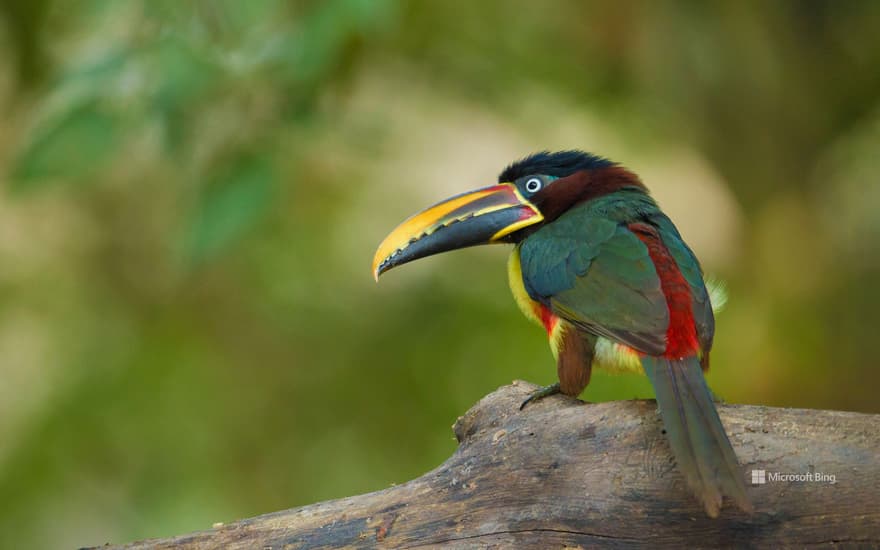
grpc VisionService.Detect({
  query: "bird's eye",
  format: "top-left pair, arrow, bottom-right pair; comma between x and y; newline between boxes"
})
524,177 -> 542,193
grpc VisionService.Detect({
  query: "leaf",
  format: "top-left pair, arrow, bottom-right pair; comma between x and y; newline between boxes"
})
272,0 -> 396,87
146,35 -> 219,152
184,154 -> 275,264
58,48 -> 128,88
150,35 -> 218,112
11,102 -> 119,189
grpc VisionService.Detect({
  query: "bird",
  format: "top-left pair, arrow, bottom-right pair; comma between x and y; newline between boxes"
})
371,150 -> 752,518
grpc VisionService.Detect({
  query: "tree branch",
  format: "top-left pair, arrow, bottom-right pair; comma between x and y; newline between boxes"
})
98,381 -> 880,549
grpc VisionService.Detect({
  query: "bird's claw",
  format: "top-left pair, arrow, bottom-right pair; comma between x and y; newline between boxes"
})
519,383 -> 561,410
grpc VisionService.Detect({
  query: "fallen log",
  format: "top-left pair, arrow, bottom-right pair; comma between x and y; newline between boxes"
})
100,381 -> 880,549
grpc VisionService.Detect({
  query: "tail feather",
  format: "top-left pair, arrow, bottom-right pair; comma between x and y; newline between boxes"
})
642,356 -> 752,517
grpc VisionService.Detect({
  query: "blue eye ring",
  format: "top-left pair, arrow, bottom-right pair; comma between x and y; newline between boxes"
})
525,177 -> 542,193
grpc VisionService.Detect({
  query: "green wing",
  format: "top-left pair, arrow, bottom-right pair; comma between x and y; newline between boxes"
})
519,203 -> 669,355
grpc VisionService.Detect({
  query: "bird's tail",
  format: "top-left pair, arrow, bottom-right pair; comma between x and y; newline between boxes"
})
641,355 -> 753,517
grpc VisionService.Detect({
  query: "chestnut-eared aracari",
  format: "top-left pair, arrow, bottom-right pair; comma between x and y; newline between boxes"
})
371,150 -> 752,517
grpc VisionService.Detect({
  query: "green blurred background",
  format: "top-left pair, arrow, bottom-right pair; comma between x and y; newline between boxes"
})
1,1 -> 879,547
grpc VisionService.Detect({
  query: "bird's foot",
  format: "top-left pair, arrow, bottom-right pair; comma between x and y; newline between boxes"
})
519,383 -> 561,410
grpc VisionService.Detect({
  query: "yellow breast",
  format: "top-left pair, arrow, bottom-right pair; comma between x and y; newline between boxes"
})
507,247 -> 543,327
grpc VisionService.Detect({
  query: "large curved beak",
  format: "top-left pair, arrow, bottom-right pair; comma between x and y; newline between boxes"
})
372,183 -> 543,280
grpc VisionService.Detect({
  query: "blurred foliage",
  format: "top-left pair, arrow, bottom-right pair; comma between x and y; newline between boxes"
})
0,1 -> 879,547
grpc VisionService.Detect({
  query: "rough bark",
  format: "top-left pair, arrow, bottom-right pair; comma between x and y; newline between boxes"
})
97,381 -> 880,549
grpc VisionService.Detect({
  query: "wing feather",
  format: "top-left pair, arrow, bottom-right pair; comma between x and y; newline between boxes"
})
519,204 -> 669,355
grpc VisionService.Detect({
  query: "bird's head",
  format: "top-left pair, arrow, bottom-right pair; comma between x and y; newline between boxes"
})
372,150 -> 646,280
